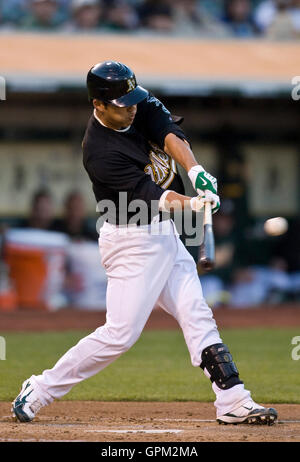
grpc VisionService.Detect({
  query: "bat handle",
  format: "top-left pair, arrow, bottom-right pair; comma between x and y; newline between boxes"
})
199,194 -> 215,271
203,199 -> 212,226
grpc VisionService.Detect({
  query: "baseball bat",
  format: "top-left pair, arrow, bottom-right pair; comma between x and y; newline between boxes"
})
198,199 -> 215,272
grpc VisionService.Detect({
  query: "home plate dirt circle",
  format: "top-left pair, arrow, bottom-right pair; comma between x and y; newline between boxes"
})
1,402 -> 300,442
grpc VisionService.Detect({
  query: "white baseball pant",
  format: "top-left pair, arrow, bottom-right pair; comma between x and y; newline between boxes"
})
32,219 -> 251,416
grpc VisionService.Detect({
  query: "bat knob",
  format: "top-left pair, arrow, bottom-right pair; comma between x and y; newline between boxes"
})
199,257 -> 215,272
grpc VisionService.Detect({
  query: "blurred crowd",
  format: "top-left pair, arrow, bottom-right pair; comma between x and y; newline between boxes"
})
18,188 -> 98,241
0,0 -> 299,40
198,145 -> 300,308
0,189 -> 106,312
200,200 -> 300,308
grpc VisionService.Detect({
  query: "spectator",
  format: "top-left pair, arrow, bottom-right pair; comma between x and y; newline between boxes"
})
64,0 -> 103,31
226,216 -> 294,307
201,0 -> 225,18
265,0 -> 300,39
0,0 -> 27,25
50,191 -> 105,309
217,134 -> 250,231
274,217 -> 300,273
103,0 -> 139,31
171,0 -> 228,37
21,0 -> 65,30
137,0 -> 174,33
19,188 -> 55,230
291,0 -> 300,31
254,0 -> 295,32
52,190 -> 97,241
0,6 -> 3,28
200,200 -> 297,308
222,0 -> 258,37
229,263 -> 291,307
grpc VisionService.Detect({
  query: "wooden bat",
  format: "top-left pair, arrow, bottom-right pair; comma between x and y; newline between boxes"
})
198,199 -> 215,272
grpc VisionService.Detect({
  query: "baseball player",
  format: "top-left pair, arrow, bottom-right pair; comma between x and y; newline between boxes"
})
12,61 -> 277,426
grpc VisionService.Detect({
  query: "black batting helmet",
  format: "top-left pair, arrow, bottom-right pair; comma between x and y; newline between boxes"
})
86,61 -> 148,107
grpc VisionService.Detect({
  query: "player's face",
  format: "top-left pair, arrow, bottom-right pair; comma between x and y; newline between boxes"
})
94,100 -> 137,130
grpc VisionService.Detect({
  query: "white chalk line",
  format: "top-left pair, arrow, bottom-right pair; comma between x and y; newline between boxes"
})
0,438 -> 88,442
156,418 -> 215,423
278,420 -> 300,424
155,418 -> 300,424
85,429 -> 183,434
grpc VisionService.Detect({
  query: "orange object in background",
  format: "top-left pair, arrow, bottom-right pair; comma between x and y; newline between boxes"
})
4,229 -> 69,311
5,245 -> 48,310
0,261 -> 18,312
0,289 -> 18,312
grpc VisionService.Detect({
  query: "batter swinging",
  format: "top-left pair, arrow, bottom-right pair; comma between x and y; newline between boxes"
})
12,61 -> 277,426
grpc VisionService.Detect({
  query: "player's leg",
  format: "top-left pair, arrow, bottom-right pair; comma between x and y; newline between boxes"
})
157,236 -> 277,425
12,223 -> 178,422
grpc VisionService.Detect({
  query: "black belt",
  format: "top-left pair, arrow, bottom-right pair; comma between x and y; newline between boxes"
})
106,212 -> 169,226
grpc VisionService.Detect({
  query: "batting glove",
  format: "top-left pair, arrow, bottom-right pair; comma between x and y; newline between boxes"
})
188,165 -> 218,195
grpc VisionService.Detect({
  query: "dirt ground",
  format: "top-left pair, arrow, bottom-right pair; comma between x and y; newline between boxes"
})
1,402 -> 300,442
1,304 -> 300,442
1,303 -> 300,332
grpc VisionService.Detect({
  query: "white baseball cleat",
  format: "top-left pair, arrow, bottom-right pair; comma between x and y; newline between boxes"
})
217,400 -> 278,425
11,378 -> 45,422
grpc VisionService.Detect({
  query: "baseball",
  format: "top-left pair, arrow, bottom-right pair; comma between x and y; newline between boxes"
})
264,217 -> 288,236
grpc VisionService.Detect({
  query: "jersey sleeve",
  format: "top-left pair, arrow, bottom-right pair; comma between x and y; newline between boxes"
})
86,153 -> 165,207
139,93 -> 189,150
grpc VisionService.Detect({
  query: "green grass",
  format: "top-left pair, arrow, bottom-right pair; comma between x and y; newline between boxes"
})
0,328 -> 299,403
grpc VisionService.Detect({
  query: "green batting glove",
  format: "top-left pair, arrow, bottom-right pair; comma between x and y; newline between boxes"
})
188,165 -> 218,195
212,201 -> 220,214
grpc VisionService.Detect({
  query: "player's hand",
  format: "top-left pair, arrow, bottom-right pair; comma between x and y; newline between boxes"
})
190,191 -> 220,214
188,165 -> 218,195
203,190 -> 220,214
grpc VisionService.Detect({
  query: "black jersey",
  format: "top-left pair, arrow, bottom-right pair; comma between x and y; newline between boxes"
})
82,93 -> 188,225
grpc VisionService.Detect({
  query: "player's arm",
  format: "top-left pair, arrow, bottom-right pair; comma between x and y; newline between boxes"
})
86,152 -> 218,214
159,190 -> 220,214
164,133 -> 218,196
163,132 -> 197,172
140,94 -> 218,199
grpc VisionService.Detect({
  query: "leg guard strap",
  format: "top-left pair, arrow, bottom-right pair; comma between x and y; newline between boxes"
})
200,343 -> 243,390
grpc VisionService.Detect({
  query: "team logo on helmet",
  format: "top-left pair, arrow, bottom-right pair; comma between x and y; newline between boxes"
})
127,78 -> 136,93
